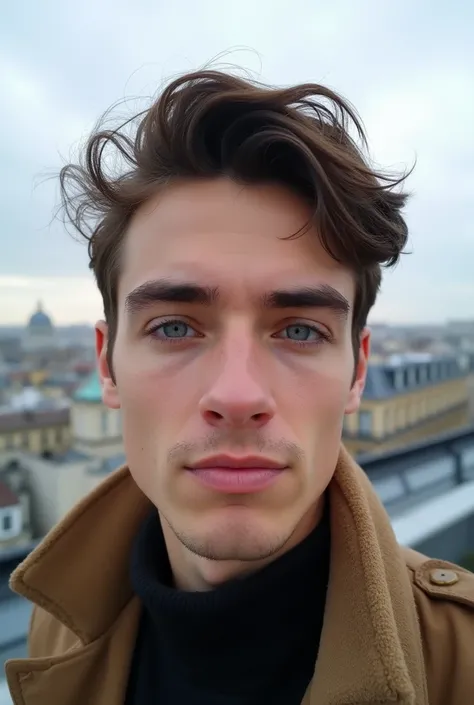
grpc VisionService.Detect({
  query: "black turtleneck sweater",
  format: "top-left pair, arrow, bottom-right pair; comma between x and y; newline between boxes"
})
125,505 -> 330,705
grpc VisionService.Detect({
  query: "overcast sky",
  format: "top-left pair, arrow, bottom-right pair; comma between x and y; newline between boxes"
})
1,0 -> 473,326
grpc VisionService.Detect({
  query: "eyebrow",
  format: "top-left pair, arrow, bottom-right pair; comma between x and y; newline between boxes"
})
125,280 -> 219,314
125,279 -> 349,318
263,285 -> 350,317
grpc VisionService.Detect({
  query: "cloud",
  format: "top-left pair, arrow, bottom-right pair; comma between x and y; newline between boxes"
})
1,0 -> 473,323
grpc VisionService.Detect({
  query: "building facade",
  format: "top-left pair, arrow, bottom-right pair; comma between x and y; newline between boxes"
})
0,404 -> 71,456
344,353 -> 474,457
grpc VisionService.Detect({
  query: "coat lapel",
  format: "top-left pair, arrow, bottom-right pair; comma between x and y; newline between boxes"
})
6,597 -> 141,705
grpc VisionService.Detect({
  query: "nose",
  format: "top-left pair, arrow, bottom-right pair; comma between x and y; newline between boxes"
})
198,338 -> 276,430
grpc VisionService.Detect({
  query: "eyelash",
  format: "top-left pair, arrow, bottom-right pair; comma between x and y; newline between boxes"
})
146,319 -> 331,348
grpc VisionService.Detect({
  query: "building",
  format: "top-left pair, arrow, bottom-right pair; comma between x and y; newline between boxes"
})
23,301 -> 55,352
0,370 -> 123,536
344,353 -> 474,457
0,387 -> 71,457
0,461 -> 32,553
0,393 -> 71,456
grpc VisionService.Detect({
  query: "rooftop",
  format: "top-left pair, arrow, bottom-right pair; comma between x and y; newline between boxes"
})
0,407 -> 70,433
364,353 -> 474,401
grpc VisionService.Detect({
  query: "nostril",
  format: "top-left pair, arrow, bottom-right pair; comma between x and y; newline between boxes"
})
200,404 -> 274,427
250,412 -> 272,427
207,410 -> 224,422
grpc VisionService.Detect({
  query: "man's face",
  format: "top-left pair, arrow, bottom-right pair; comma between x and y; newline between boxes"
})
97,179 -> 368,569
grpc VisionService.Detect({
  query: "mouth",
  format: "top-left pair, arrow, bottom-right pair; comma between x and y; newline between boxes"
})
185,455 -> 287,494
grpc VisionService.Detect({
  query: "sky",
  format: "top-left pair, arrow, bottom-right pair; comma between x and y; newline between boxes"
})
1,0 -> 473,326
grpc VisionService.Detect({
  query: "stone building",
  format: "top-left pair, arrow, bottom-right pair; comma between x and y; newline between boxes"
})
344,353 -> 474,457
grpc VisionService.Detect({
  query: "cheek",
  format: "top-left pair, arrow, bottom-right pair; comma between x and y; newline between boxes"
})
278,365 -> 352,451
114,344 -> 200,429
299,378 -> 348,424
281,354 -> 353,413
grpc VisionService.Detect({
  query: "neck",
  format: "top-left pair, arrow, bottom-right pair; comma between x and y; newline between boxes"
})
160,500 -> 323,591
128,502 -> 331,703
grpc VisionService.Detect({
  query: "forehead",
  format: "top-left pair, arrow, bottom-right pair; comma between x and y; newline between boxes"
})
119,179 -> 355,304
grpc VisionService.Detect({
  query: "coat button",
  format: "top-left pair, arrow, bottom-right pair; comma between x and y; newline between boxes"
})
429,569 -> 459,586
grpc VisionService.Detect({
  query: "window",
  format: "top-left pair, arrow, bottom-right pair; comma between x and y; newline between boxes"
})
2,514 -> 12,532
358,410 -> 372,437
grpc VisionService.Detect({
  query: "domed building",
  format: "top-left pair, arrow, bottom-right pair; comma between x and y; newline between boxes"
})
24,301 -> 55,351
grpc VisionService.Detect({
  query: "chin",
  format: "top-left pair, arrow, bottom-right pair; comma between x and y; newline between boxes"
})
177,509 -> 292,563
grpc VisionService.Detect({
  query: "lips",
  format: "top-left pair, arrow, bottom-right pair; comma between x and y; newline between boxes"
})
186,455 -> 286,494
190,455 -> 286,470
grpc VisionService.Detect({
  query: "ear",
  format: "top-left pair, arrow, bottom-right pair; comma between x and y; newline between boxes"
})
345,327 -> 370,415
95,320 -> 120,410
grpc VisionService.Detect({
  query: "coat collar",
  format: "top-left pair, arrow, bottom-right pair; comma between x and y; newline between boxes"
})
8,447 -> 428,705
9,464 -> 150,644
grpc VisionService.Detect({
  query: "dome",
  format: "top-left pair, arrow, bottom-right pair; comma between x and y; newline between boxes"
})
27,301 -> 53,331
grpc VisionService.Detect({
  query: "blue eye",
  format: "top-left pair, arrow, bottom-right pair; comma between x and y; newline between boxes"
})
284,324 -> 315,341
282,324 -> 322,342
151,320 -> 197,340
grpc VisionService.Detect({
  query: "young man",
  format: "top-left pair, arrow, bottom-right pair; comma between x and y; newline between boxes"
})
5,70 -> 474,704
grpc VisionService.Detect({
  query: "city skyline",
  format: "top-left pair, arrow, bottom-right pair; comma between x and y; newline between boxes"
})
1,0 -> 473,325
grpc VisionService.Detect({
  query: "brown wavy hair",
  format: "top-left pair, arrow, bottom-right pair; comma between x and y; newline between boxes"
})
59,69 -> 410,371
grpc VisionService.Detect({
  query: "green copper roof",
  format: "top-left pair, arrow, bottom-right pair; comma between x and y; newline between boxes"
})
73,369 -> 102,402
